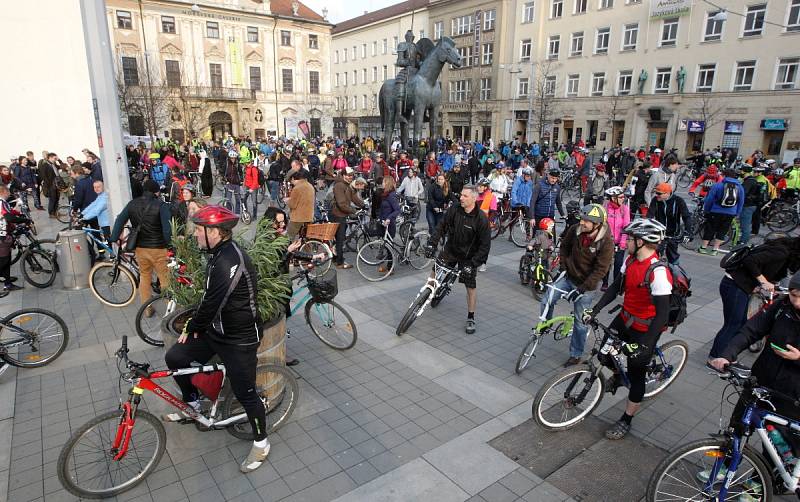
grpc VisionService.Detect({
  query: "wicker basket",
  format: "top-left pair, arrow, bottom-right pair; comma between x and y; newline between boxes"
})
308,268 -> 338,302
305,222 -> 339,241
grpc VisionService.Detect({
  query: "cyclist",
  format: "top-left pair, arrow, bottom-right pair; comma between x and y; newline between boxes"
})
147,153 -> 169,191
648,183 -> 691,264
688,164 -> 721,199
164,205 -> 271,473
585,218 -> 671,439
511,167 -> 534,220
698,167 -> 744,256
603,186 -> 630,288
426,185 -> 491,334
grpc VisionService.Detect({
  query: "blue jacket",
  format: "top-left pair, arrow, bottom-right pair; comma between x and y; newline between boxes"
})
72,175 -> 98,211
532,179 -> 562,219
440,153 -> 455,172
81,191 -> 110,228
511,176 -> 533,208
149,162 -> 169,186
531,144 -> 541,157
379,191 -> 401,235
704,177 -> 745,216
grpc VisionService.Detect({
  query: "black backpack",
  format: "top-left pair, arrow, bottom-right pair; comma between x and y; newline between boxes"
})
720,181 -> 739,208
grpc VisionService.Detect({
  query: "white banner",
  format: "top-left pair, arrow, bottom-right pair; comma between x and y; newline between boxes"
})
650,0 -> 691,18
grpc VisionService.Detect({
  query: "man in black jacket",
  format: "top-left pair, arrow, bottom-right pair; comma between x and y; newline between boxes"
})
427,185 -> 491,334
648,182 -> 691,264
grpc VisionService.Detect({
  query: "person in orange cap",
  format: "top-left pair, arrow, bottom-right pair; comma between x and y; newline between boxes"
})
648,182 -> 691,264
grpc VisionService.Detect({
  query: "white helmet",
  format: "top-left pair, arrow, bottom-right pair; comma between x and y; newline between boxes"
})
605,186 -> 625,197
623,218 -> 666,244
654,148 -> 662,154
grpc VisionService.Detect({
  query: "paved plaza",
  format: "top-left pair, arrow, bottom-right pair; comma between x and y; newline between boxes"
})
0,203 -> 787,502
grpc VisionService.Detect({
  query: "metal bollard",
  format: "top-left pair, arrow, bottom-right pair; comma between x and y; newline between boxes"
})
57,230 -> 91,290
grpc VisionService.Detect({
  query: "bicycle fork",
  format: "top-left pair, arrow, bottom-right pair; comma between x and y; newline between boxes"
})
112,394 -> 141,460
412,279 -> 439,318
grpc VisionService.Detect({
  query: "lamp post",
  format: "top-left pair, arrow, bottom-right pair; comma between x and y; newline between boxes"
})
502,65 -> 522,141
526,61 -> 535,143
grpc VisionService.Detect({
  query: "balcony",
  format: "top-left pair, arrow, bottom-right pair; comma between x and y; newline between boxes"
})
177,86 -> 256,101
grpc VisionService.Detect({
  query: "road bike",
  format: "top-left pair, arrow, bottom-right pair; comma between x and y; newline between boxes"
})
396,257 -> 463,336
646,363 -> 800,501
57,335 -> 298,499
489,206 -> 531,247
515,281 -> 575,374
531,313 -> 688,430
220,185 -> 251,224
0,308 -> 68,377
7,223 -> 57,288
356,222 -> 431,282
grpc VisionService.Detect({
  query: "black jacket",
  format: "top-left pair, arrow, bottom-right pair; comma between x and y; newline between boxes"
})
186,239 -> 260,346
427,183 -> 448,211
110,192 -> 171,248
728,240 -> 800,293
742,176 -> 765,207
431,204 -> 491,267
648,195 -> 691,237
72,175 -> 97,211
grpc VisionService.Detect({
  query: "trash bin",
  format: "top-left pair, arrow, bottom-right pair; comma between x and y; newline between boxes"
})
57,230 -> 91,290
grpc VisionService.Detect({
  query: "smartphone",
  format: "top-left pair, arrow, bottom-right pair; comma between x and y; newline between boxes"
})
770,342 -> 788,353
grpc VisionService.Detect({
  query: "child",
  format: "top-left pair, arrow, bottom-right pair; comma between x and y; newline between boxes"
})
520,218 -> 555,285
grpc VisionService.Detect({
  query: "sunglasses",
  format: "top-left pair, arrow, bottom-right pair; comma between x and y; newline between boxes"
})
654,191 -> 666,196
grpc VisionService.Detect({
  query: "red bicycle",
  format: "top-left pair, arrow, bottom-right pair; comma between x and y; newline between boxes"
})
57,336 -> 299,499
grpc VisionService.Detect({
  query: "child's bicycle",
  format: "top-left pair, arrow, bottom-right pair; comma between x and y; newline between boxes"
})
518,243 -> 556,300
515,281 -> 574,374
57,335 -> 299,499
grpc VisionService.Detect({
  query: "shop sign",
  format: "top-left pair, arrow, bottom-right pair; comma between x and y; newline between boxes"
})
650,0 -> 691,19
724,121 -> 744,134
760,118 -> 787,130
687,120 -> 705,133
678,119 -> 687,131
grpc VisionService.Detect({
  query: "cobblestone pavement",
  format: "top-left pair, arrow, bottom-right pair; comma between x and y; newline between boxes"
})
0,196 -> 790,502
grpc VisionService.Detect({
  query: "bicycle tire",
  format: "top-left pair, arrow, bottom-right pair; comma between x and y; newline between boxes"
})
0,309 -> 68,367
645,439 -> 772,502
642,340 -> 689,399
298,240 -> 332,278
304,300 -> 357,350
509,218 -> 530,247
89,262 -> 138,307
532,364 -> 604,430
241,209 -> 252,225
356,240 -> 394,282
134,296 -> 171,347
399,221 -> 414,242
344,225 -> 367,253
256,185 -> 266,205
21,249 -> 57,288
680,224 -> 703,251
221,364 -> 300,439
58,409 -> 166,499
407,231 -> 432,270
56,205 -> 72,224
489,213 -> 503,239
396,288 -> 431,336
519,256 -> 532,285
515,333 -> 542,374
766,209 -> 798,232
430,282 -> 450,308
676,171 -> 693,189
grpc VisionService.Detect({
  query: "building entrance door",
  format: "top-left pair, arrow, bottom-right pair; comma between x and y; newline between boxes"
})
563,120 -> 574,143
209,111 -> 233,141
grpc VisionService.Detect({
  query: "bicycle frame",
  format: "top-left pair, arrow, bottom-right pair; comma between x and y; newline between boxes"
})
410,260 -> 460,316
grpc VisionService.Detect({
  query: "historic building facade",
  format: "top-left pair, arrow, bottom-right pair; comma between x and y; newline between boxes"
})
107,0 -> 333,142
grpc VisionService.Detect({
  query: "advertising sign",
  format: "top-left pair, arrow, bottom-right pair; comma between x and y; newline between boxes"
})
724,121 -> 744,134
687,120 -> 705,133
760,118 -> 787,130
650,0 -> 691,18
229,40 -> 244,86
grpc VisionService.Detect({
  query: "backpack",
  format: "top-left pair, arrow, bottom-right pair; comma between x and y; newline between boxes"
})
720,244 -> 752,271
720,181 -> 739,208
634,169 -> 651,200
257,167 -> 266,186
640,259 -> 692,332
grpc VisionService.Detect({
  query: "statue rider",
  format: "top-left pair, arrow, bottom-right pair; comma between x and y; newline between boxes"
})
395,30 -> 419,125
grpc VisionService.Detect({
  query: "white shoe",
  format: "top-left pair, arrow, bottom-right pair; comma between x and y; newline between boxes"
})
479,264 -> 487,272
240,439 -> 271,473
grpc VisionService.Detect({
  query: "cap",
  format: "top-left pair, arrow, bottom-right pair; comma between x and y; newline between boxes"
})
655,182 -> 673,194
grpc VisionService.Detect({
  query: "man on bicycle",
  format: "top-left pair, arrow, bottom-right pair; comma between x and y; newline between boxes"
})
164,205 -> 270,473
585,219 -> 672,439
426,185 -> 491,334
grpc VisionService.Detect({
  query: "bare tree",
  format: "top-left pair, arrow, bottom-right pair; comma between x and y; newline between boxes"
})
530,60 -> 561,143
116,57 -> 172,143
462,65 -> 492,142
691,93 -> 727,150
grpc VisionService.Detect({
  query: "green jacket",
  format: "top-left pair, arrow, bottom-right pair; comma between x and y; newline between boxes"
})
786,168 -> 800,190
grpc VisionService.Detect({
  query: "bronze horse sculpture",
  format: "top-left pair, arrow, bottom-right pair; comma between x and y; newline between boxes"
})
379,37 -> 461,157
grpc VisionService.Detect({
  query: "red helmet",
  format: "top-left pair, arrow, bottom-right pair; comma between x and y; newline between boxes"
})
706,165 -> 718,176
191,205 -> 239,230
538,217 -> 555,231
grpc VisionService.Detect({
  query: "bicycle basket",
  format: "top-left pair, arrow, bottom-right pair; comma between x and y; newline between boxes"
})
308,268 -> 338,302
306,222 -> 339,241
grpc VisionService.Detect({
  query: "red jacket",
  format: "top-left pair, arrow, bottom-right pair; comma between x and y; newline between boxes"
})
331,157 -> 348,171
358,158 -> 372,176
244,164 -> 261,190
689,173 -> 721,197
425,160 -> 441,178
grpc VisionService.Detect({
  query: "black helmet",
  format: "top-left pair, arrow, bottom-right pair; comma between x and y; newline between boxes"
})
566,200 -> 581,213
548,168 -> 561,177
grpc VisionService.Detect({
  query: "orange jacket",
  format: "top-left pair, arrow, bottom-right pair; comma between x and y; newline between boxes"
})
244,165 -> 261,190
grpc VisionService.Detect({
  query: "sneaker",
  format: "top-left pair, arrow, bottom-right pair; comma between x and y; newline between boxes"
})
605,420 -> 631,440
696,465 -> 727,483
240,440 -> 271,473
286,357 -> 300,367
709,249 -> 719,256
336,263 -> 353,270
479,264 -> 487,272
4,284 -> 23,292
698,247 -> 711,255
163,401 -> 201,422
563,356 -> 582,367
465,319 -> 476,334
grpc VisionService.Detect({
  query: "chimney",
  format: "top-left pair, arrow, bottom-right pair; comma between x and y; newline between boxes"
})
262,0 -> 271,14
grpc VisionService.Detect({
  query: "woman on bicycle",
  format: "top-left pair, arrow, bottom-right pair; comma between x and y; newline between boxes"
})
603,186 -> 630,289
586,218 -> 672,440
378,177 -> 401,274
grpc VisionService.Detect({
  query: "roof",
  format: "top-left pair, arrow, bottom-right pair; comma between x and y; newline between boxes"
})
255,0 -> 326,22
332,0 -> 429,34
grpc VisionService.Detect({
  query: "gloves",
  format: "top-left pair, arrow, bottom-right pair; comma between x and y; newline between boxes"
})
581,308 -> 595,324
564,289 -> 583,303
424,245 -> 436,259
622,342 -> 643,358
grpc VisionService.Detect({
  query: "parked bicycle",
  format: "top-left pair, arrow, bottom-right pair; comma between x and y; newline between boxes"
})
396,257 -> 463,335
89,243 -> 159,308
8,223 -> 57,288
765,196 -> 799,233
489,206 -> 531,247
356,222 -> 431,281
0,308 -> 69,377
134,251 -> 192,347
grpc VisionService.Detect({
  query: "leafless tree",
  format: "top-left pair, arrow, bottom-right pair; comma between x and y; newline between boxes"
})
530,60 -> 561,143
691,94 -> 727,150
116,57 -> 172,143
463,65 -> 493,142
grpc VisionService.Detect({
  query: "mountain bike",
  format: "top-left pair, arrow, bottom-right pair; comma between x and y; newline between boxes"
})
515,281 -> 575,374
134,251 -> 193,347
531,313 -> 688,430
765,197 -> 799,233
356,223 -> 431,281
8,223 -> 57,288
0,308 -> 69,377
646,363 -> 799,501
220,185 -> 251,224
675,164 -> 695,189
396,257 -> 463,336
489,206 -> 531,247
57,335 -> 298,499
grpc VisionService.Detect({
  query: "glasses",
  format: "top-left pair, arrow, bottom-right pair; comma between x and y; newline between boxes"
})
654,191 -> 665,196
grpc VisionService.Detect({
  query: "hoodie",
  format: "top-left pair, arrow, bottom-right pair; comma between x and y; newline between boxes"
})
704,177 -> 745,216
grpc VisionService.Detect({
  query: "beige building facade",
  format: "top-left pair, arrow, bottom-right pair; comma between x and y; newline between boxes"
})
108,0 -> 333,142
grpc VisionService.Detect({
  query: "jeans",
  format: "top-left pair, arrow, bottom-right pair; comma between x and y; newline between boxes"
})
426,207 -> 443,234
21,189 -> 41,210
225,184 -> 242,214
708,276 -> 750,359
242,189 -> 258,218
539,273 -> 595,358
268,181 -> 280,206
740,205 -> 757,244
333,215 -> 347,264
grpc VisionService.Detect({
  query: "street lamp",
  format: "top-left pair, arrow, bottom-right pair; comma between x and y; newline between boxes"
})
503,65 -> 522,140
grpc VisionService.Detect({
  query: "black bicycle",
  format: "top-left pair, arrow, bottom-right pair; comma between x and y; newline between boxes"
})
0,308 -> 69,376
8,224 -> 57,288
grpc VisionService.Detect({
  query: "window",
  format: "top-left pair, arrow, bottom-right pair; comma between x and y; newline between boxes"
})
545,75 -> 557,96
622,23 -> 638,50
362,95 -> 367,110
457,46 -> 472,67
419,29 -> 425,39
480,77 -> 492,100
733,60 -> 756,90
362,68 -> 367,84
518,77 -> 529,97
567,74 -> 580,96
484,9 -> 496,30
704,11 -> 724,41
452,15 -> 473,35
570,32 -> 584,56
372,41 -> 377,55
449,80 -> 470,102
595,27 -> 610,54
209,63 -> 222,88
696,63 -> 715,92
165,60 -> 181,87
206,22 -> 219,38
743,4 -> 766,36
309,34 -> 319,49
343,48 -> 348,62
352,96 -> 357,109
654,67 -> 671,93
334,50 -> 339,64
249,66 -> 261,91
353,46 -> 357,60
335,97 -> 339,111
551,0 -> 563,18
660,18 -> 678,46
591,72 -> 605,95
575,0 -> 587,14
342,97 -> 347,110
282,68 -> 293,92
788,0 -> 800,31
618,70 -> 632,94
361,44 -> 367,58
599,0 -> 613,9
117,11 -> 132,29
482,43 -> 494,65
128,115 -> 145,136
391,38 -> 397,52
382,39 -> 387,54
372,66 -> 378,82
520,39 -> 532,61
776,57 -> 799,89
280,30 -> 291,46
121,57 -> 138,86
353,70 -> 357,84
246,26 -> 258,43
523,1 -> 535,23
161,16 -> 175,34
335,73 -> 339,87
382,65 -> 387,80
434,21 -> 443,39
548,35 -> 560,59
343,72 -> 347,86
309,71 -> 319,94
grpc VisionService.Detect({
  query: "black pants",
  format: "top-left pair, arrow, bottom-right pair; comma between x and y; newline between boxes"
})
609,314 -> 660,404
46,187 -> 59,215
333,215 -> 347,264
0,255 -> 10,285
165,335 -> 268,441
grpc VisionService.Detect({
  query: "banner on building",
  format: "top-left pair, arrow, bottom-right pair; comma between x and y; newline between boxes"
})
473,10 -> 481,67
760,118 -> 788,130
229,40 -> 244,86
650,0 -> 691,18
284,117 -> 309,138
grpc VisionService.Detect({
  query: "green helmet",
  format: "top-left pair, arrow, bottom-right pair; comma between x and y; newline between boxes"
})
580,203 -> 607,225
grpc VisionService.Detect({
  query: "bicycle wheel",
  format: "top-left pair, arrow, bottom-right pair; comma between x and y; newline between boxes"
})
344,225 -> 366,253
766,209 -> 798,232
220,196 -> 233,211
134,296 -> 172,347
89,262 -> 137,307
406,231 -> 432,270
645,439 -> 772,502
58,409 -> 166,499
304,300 -> 357,350
0,309 -> 68,367
399,221 -> 415,241
221,364 -> 300,439
489,212 -> 503,239
256,185 -> 266,205
642,340 -> 689,399
241,208 -> 252,225
21,249 -> 57,288
515,332 -> 542,374
676,170 -> 693,189
532,364 -> 604,430
396,288 -> 431,336
510,218 -> 531,247
680,224 -> 703,251
298,240 -> 332,278
356,240 -> 394,282
56,205 -> 72,224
